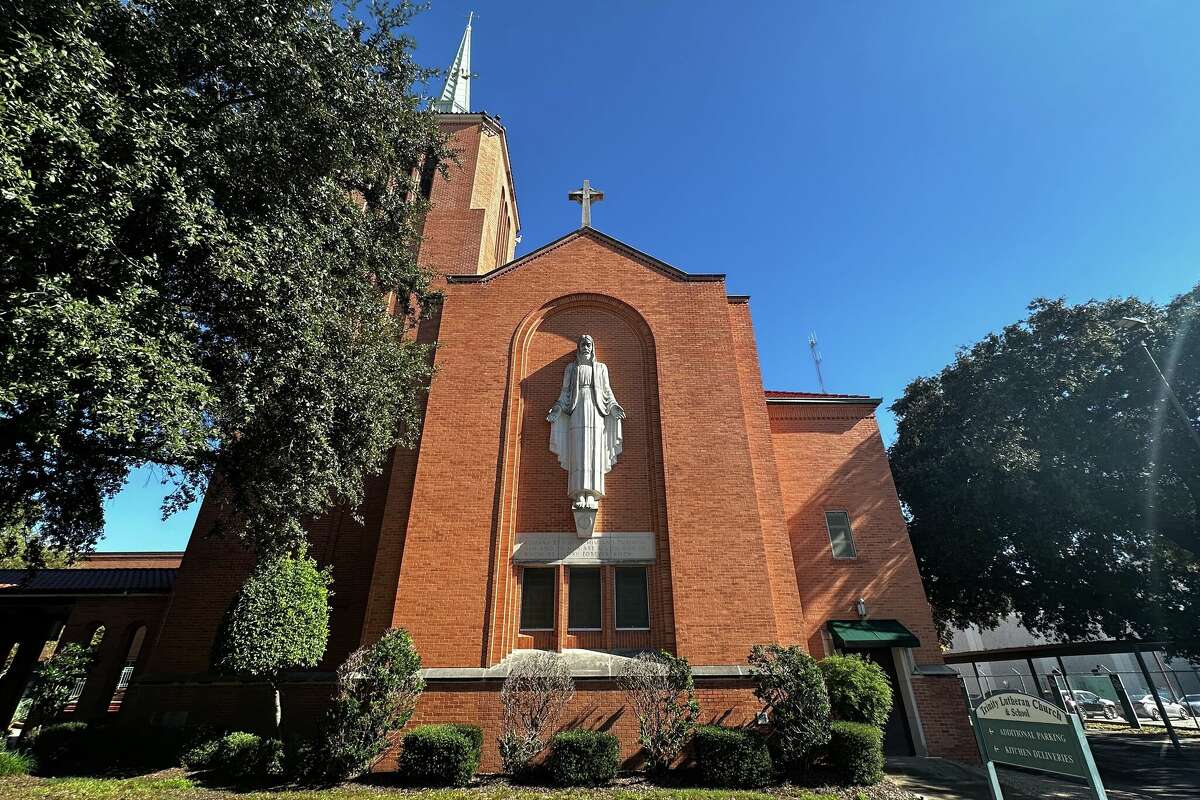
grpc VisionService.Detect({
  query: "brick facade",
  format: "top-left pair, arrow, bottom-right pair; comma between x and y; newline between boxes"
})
5,113 -> 977,766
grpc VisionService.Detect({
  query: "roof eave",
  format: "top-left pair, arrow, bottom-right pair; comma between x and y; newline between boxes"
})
766,396 -> 883,407
448,227 -> 725,285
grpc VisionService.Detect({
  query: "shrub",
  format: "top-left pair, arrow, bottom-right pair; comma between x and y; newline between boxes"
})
212,551 -> 331,731
0,749 -> 35,776
180,734 -> 223,772
617,650 -> 699,774
205,732 -> 285,784
397,724 -> 477,787
28,722 -> 92,775
691,725 -> 774,788
317,627 -> 424,781
449,723 -> 484,767
819,655 -> 893,727
24,644 -> 93,726
828,722 -> 884,785
748,644 -> 831,771
548,730 -> 619,787
498,652 -> 574,776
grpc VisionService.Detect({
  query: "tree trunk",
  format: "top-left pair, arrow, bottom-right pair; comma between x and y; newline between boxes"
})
272,680 -> 281,732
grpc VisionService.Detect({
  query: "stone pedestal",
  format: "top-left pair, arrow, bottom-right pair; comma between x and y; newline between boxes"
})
573,508 -> 596,538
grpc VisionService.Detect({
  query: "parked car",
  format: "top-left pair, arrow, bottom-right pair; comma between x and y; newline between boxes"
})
1066,690 -> 1118,720
1184,694 -> 1200,717
1133,692 -> 1192,721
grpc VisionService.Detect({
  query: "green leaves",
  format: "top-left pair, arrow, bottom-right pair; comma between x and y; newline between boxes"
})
890,285 -> 1200,654
818,654 -> 892,728
212,550 -> 331,684
26,643 -> 94,724
748,644 -> 831,771
1,1 -> 448,561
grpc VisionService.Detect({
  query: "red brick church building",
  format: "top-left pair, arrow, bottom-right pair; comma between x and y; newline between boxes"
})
0,22 -> 974,769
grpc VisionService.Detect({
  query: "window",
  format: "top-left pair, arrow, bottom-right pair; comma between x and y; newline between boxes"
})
417,148 -> 439,200
825,511 -> 857,558
493,191 -> 512,268
520,568 -> 555,630
568,568 -> 602,629
615,567 -> 650,629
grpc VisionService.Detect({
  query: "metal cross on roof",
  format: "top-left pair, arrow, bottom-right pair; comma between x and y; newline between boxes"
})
568,180 -> 605,228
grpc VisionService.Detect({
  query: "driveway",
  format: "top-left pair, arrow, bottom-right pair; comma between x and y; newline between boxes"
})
888,734 -> 1200,800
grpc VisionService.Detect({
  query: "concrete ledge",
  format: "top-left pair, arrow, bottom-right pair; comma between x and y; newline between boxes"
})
136,651 -> 757,686
913,664 -> 961,677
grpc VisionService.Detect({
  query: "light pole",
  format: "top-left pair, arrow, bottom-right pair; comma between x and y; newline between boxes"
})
1117,317 -> 1200,454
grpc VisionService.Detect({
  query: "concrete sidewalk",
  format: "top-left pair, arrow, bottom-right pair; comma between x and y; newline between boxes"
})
887,757 -> 1087,800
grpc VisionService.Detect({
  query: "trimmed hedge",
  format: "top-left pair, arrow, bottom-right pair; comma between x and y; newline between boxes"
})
184,731 -> 285,784
691,725 -> 774,788
449,723 -> 484,768
178,729 -> 228,772
28,722 -> 92,775
397,724 -> 477,787
828,721 -> 884,785
819,654 -> 893,727
548,730 -> 619,787
0,748 -> 35,776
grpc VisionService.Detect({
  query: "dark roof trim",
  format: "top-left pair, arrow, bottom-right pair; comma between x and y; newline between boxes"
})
448,227 -> 725,285
943,639 -> 1187,664
0,568 -> 176,596
434,112 -> 506,131
727,294 -> 751,304
766,395 -> 882,407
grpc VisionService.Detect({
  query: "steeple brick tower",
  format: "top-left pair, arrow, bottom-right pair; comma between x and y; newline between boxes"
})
419,16 -> 519,276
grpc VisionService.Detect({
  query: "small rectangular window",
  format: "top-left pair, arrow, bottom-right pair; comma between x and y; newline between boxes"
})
520,568 -> 555,630
568,567 -> 602,629
615,567 -> 650,629
825,511 -> 857,559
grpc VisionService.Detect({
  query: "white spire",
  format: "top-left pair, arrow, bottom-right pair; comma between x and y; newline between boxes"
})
433,12 -> 473,113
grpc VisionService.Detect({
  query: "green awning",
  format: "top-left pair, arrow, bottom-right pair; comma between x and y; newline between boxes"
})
827,619 -> 921,650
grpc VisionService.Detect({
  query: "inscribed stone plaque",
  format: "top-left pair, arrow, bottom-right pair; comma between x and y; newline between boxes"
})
513,532 -> 654,565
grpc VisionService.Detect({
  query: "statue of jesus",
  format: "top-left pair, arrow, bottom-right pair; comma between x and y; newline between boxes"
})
547,335 -> 625,512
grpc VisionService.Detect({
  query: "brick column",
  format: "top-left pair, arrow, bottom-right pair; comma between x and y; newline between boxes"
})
0,633 -> 48,729
73,627 -> 127,722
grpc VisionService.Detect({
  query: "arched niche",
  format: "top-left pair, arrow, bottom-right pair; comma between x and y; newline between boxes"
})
483,293 -> 674,663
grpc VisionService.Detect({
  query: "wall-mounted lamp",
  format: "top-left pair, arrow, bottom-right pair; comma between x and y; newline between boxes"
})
855,597 -> 868,619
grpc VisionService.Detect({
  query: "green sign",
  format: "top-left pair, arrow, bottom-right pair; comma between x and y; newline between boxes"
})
968,690 -> 1108,800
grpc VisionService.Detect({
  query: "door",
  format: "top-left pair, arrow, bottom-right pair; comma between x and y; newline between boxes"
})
858,647 -> 915,756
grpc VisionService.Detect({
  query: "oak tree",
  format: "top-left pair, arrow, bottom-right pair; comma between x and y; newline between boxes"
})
890,285 -> 1200,654
1,0 -> 448,562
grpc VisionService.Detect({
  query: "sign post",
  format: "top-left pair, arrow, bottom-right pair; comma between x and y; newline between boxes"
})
1107,672 -> 1141,730
967,689 -> 1108,800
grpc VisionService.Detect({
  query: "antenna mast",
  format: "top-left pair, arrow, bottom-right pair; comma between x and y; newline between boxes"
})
808,332 -> 826,393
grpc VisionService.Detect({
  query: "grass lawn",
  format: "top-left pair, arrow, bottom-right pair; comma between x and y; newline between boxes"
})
0,773 -> 868,800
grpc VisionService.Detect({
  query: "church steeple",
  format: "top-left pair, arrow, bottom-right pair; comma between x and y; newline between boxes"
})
433,13 -> 473,113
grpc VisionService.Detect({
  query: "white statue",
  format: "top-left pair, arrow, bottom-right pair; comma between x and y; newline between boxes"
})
547,335 -> 625,528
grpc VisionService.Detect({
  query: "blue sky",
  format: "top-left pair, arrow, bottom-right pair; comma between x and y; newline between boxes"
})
99,1 -> 1200,551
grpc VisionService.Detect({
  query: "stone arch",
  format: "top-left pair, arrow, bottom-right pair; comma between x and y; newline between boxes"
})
482,293 -> 675,664
108,623 -> 149,710
64,623 -> 107,712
